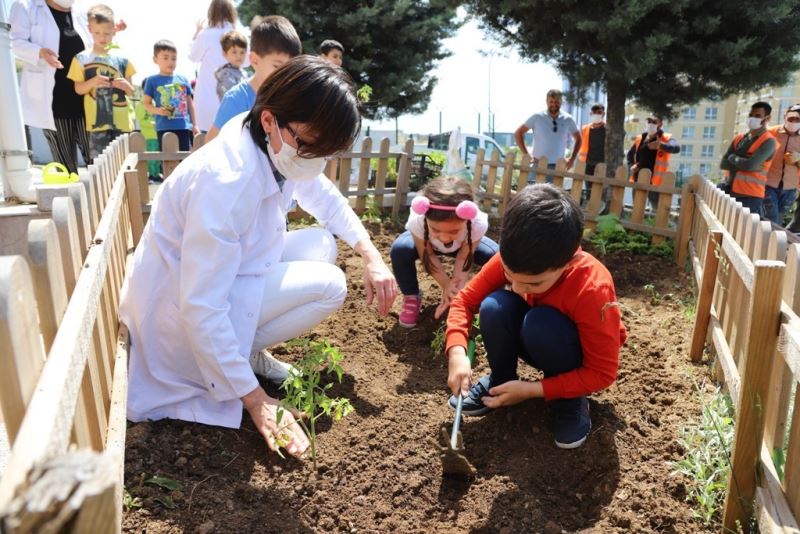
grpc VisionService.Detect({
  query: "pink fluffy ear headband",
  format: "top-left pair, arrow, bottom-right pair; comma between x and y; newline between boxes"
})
411,195 -> 479,220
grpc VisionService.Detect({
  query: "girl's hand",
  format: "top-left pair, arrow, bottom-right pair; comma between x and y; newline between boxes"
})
242,386 -> 309,457
434,292 -> 451,319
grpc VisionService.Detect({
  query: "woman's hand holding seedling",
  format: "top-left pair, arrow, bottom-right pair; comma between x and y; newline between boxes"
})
241,386 -> 309,458
447,345 -> 472,397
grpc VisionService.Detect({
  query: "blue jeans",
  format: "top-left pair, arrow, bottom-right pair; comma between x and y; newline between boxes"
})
763,186 -> 797,225
732,194 -> 764,216
479,290 -> 582,389
157,129 -> 193,152
389,230 -> 498,295
528,163 -> 556,184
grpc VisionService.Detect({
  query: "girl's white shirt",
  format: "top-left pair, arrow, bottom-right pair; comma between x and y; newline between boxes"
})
119,112 -> 368,428
405,209 -> 489,254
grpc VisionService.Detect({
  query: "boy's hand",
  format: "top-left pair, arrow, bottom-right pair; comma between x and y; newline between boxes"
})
91,75 -> 111,88
156,107 -> 171,117
111,78 -> 132,92
483,380 -> 541,408
447,346 -> 472,397
192,125 -> 200,136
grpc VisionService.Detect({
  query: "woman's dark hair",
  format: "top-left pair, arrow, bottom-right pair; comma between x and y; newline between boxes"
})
500,184 -> 584,275
243,55 -> 361,159
207,0 -> 236,28
420,176 -> 476,275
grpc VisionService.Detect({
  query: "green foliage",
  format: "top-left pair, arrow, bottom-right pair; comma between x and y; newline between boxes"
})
123,489 -> 142,511
673,383 -> 735,528
465,0 -> 800,169
279,338 -> 354,471
431,316 -> 481,357
588,214 -> 674,258
360,199 -> 385,224
238,0 -> 460,120
145,476 -> 182,492
357,84 -> 373,104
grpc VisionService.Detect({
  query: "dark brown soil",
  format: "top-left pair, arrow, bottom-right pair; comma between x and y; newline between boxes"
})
123,221 -> 710,533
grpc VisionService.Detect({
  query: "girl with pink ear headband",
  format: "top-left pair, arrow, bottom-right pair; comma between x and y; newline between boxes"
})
390,176 -> 498,328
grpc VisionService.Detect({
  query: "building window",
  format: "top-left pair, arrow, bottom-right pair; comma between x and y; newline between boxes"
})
704,107 -> 718,120
682,144 -> 694,157
682,126 -> 695,139
699,163 -> 711,176
677,163 -> 692,179
701,145 -> 714,158
683,107 -> 697,120
703,126 -> 716,139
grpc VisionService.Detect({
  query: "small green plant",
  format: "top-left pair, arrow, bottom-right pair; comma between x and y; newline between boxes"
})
587,214 -> 674,257
123,489 -> 142,511
360,198 -> 383,224
672,381 -> 735,528
278,338 -> 354,471
643,283 -> 660,305
144,476 -> 182,510
431,322 -> 446,356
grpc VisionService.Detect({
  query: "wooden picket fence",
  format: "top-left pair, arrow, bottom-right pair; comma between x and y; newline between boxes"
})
470,148 -> 680,243
677,175 -> 800,532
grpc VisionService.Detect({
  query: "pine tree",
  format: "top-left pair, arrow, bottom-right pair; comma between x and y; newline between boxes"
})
238,0 -> 459,121
464,0 -> 800,171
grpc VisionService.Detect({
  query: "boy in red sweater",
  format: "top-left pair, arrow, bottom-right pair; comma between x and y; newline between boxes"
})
446,184 -> 627,448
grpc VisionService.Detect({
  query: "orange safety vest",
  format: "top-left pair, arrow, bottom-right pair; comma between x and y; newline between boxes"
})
578,124 -> 600,163
628,132 -> 673,186
725,130 -> 775,199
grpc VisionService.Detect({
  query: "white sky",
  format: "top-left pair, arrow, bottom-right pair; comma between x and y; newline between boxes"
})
55,1 -> 563,136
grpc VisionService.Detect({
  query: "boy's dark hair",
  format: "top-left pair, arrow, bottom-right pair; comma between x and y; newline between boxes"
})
319,39 -> 344,55
207,0 -> 236,28
220,30 -> 248,53
154,39 -> 177,56
87,4 -> 114,25
419,176 -> 476,274
590,103 -> 605,113
500,184 -> 584,275
249,15 -> 301,57
752,101 -> 772,116
244,55 -> 360,159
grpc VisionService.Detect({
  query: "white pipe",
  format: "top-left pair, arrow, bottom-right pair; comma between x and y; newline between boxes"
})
0,0 -> 36,203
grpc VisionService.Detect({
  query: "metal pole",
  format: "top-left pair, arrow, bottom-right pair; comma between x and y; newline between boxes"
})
439,111 -> 442,136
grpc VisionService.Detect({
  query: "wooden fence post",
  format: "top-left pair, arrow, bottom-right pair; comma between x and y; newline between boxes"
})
27,220 -> 68,352
499,152 -> 516,216
128,132 -> 150,205
472,148 -> 486,195
675,174 -> 699,266
391,139 -> 414,219
570,160 -> 585,204
124,170 -> 144,247
608,166 -> 627,217
482,150 -> 500,212
652,172 -> 676,244
690,230 -> 723,361
355,138 -> 372,214
584,163 -> 606,231
374,138 -> 390,210
161,132 -> 180,178
722,260 -> 786,533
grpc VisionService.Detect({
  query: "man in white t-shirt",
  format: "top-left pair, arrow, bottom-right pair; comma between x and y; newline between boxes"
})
515,89 -> 581,182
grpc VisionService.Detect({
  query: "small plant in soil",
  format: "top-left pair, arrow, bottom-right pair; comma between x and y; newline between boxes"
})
588,214 -> 674,257
430,316 -> 481,357
278,338 -> 354,471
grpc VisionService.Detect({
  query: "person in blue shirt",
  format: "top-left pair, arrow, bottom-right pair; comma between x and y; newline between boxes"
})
204,15 -> 301,143
143,39 -> 198,153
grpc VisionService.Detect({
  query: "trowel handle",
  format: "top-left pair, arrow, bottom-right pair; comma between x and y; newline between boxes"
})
451,393 -> 464,449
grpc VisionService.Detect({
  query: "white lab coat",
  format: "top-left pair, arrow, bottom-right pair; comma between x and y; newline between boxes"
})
188,23 -> 234,132
9,0 -> 91,131
119,113 -> 369,428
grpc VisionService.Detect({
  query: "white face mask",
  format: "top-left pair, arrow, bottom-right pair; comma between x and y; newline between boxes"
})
785,121 -> 800,133
590,114 -> 604,124
646,123 -> 658,135
747,117 -> 764,130
266,121 -> 326,182
52,0 -> 76,7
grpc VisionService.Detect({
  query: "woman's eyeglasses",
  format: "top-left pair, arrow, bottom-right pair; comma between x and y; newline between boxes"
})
552,119 -> 558,132
284,123 -> 308,150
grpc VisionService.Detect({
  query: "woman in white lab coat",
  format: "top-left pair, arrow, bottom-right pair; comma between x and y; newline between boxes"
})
188,0 -> 236,132
10,0 -> 93,173
120,56 -> 397,458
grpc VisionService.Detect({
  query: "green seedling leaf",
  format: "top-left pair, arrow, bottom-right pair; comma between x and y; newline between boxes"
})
145,476 -> 182,492
154,495 -> 177,509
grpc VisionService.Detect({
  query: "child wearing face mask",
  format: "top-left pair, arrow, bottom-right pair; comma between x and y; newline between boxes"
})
390,176 -> 498,328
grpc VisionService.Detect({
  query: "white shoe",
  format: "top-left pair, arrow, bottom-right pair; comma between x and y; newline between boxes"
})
249,350 -> 297,384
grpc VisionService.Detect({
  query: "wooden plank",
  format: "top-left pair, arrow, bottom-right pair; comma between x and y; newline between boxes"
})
785,384 -> 800,522
472,148 -> 486,195
584,163 -> 606,231
483,150 -> 500,212
51,196 -> 82,296
161,132 -> 180,178
27,220 -> 68,352
608,166 -> 627,218
124,170 -> 144,247
570,160 -> 585,204
391,140 -> 414,219
723,260 -> 786,532
630,169 -> 651,225
0,158 -> 130,506
338,152 -> 353,196
691,230 -> 723,361
756,443 -> 800,532
374,138 -> 390,210
355,137 -> 372,214
106,321 -> 130,477
551,158 -> 566,189
675,175 -> 699,266
128,131 -> 150,204
499,153 -> 515,216
0,257 -> 47,446
711,314 -> 741,411
516,154 -> 532,189
534,156 -> 549,183
652,172 -> 676,244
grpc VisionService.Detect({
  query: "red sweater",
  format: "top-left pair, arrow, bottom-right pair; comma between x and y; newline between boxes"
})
445,250 -> 627,400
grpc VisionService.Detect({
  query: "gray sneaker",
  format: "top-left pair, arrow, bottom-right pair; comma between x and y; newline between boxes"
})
249,350 -> 297,385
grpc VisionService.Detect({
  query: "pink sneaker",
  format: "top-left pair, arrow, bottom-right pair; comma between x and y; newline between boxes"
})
398,293 -> 422,328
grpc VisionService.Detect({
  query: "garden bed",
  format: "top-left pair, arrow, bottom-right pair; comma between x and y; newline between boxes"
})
123,221 -> 711,533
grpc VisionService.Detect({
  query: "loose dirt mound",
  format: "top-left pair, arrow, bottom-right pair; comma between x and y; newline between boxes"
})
123,221 -> 710,533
